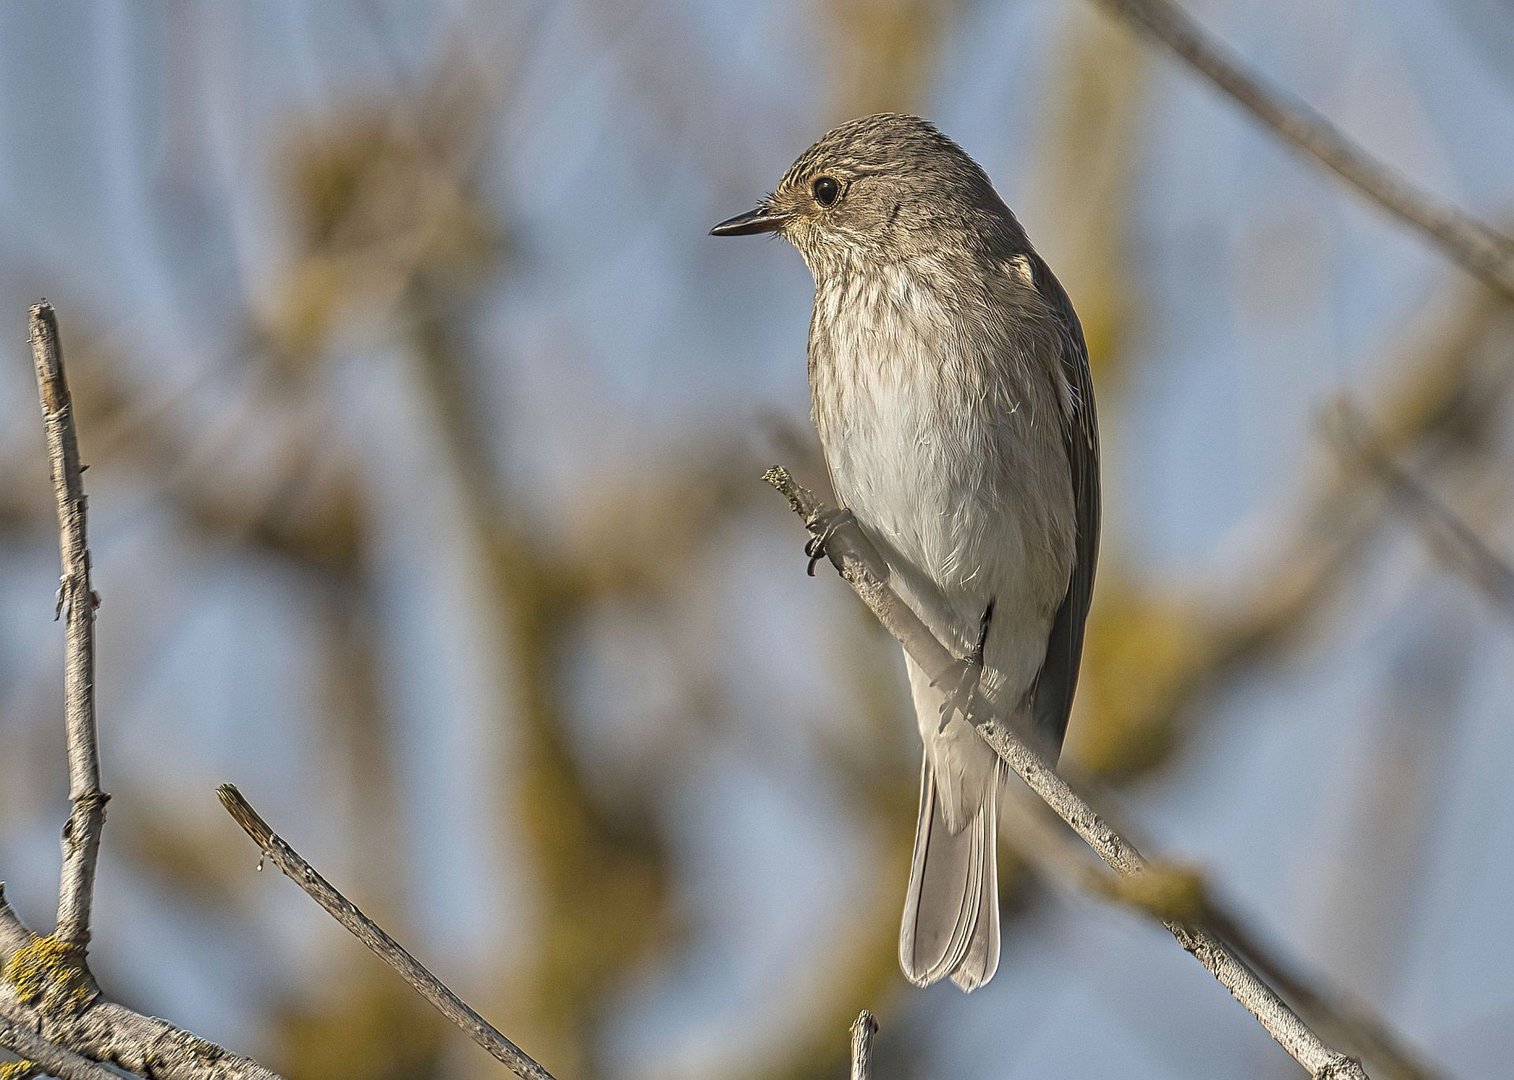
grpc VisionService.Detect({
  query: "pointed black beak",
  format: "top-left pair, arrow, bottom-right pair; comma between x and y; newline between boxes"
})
709,205 -> 789,237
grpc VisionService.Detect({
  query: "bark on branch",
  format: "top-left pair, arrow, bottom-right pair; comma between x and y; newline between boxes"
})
0,1013 -> 120,1080
5,302 -> 552,1079
29,303 -> 107,952
1087,0 -> 1514,299
849,1011 -> 877,1080
0,840 -> 285,1080
764,465 -> 1370,1080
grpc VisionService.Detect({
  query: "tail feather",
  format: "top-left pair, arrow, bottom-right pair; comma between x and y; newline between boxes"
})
949,778 -> 1001,991
899,758 -> 1002,990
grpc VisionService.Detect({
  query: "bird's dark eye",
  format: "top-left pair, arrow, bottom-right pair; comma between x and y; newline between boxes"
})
811,176 -> 841,208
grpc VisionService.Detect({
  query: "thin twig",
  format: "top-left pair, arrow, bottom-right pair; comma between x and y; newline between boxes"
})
0,1016 -> 121,1080
764,466 -> 1370,1080
216,785 -> 556,1080
1087,0 -> 1514,298
1327,405 -> 1514,624
29,302 -> 108,951
849,1011 -> 877,1080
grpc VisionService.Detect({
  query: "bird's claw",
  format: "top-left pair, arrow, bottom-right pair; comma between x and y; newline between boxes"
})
935,600 -> 994,731
935,656 -> 986,732
804,507 -> 856,576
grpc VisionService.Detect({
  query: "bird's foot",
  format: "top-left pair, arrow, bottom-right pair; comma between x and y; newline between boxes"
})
804,507 -> 856,576
935,657 -> 985,733
935,601 -> 994,732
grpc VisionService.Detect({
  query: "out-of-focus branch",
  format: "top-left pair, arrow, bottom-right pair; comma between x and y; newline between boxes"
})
998,790 -> 1441,1080
1326,404 -> 1514,623
765,466 -> 1369,1080
849,1011 -> 877,1080
1086,0 -> 1514,298
1074,287 -> 1512,778
216,785 -> 556,1080
29,303 -> 107,951
0,1014 -> 120,1080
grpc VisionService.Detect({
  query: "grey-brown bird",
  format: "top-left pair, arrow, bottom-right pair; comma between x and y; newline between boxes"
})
713,114 -> 1099,991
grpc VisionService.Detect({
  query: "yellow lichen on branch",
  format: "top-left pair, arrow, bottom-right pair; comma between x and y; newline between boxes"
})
2,936 -> 95,1014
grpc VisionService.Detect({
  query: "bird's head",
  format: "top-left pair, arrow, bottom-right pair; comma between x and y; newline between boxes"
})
710,113 -> 1016,277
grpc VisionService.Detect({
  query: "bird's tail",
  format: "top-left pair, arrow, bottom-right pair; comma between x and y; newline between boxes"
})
899,755 -> 1002,992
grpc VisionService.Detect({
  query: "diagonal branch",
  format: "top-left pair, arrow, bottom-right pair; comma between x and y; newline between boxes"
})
29,302 -> 108,951
1326,405 -> 1514,624
764,466 -> 1370,1080
1087,0 -> 1514,299
997,787 -> 1441,1079
1203,906 -> 1440,1080
216,785 -> 556,1080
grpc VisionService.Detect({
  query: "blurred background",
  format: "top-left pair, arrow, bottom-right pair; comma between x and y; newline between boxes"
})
2,2 -> 1513,1078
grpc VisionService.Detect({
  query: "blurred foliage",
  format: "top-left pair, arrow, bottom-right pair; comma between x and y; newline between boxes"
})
1070,286 -> 1514,779
1028,6 -> 1148,383
261,61 -> 681,1078
823,0 -> 954,116
268,72 -> 501,363
274,972 -> 450,1080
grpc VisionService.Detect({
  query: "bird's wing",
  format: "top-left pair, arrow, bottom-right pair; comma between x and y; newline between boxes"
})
1025,251 -> 1101,754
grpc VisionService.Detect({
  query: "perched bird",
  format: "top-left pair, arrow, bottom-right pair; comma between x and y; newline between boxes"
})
712,114 -> 1099,991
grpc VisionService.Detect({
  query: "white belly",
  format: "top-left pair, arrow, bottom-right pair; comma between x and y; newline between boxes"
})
809,265 -> 1073,704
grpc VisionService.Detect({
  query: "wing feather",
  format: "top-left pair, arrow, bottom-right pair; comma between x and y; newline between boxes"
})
1024,251 -> 1100,754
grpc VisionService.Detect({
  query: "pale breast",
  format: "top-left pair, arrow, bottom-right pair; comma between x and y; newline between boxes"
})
809,259 -> 1075,664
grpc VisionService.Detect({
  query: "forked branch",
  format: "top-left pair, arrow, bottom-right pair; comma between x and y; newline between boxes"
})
3,301 -> 284,1080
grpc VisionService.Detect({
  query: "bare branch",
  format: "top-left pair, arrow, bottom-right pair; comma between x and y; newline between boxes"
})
29,302 -> 108,951
0,1015 -> 121,1080
5,302 -> 285,1080
216,785 -> 556,1080
1204,908 -> 1441,1080
1087,0 -> 1514,298
7,302 -> 540,1079
764,466 -> 1370,1080
998,790 -> 1441,1079
849,1011 -> 877,1080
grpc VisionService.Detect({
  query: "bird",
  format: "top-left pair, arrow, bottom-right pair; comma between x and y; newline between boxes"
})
711,114 -> 1099,991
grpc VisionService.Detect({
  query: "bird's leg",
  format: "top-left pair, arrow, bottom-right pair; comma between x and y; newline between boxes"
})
804,506 -> 857,576
936,600 -> 994,731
